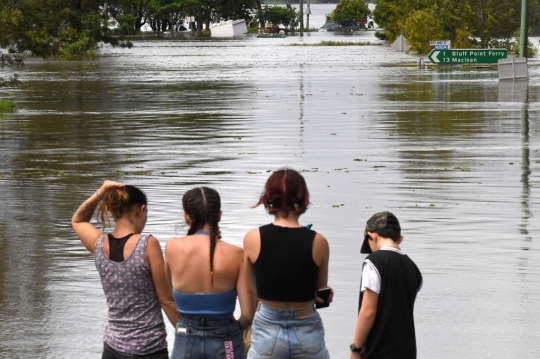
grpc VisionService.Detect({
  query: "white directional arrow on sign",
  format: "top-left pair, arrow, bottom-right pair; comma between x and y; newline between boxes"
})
429,51 -> 440,63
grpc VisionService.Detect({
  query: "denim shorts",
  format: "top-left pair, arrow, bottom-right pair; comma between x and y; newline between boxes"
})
171,314 -> 245,359
247,303 -> 330,359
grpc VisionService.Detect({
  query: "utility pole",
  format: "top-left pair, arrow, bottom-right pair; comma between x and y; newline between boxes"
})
299,0 -> 304,31
520,0 -> 529,57
306,0 -> 311,31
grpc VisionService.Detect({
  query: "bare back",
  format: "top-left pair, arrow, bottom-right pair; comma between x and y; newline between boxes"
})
165,233 -> 242,294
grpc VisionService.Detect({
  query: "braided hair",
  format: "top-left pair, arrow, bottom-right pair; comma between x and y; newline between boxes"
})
182,187 -> 221,282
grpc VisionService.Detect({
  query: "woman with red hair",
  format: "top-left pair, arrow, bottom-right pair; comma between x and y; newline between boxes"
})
244,168 -> 331,359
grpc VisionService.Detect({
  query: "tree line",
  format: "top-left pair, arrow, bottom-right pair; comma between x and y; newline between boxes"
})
3,0 -> 538,59
0,0 -> 258,59
373,0 -> 540,53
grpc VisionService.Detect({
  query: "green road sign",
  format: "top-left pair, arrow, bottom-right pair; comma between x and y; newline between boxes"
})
428,49 -> 507,64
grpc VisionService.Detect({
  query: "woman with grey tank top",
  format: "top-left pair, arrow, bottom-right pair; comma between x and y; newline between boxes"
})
72,180 -> 178,359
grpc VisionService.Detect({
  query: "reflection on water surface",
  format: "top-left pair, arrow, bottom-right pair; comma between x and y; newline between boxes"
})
1,13 -> 540,358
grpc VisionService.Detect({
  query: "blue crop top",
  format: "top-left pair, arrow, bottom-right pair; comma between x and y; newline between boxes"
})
173,288 -> 237,319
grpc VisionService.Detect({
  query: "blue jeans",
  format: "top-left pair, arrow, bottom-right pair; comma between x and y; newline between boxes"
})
171,314 -> 245,359
247,303 -> 330,359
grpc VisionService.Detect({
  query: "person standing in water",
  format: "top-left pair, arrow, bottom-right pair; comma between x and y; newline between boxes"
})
243,168 -> 331,359
165,187 -> 255,359
71,180 -> 177,359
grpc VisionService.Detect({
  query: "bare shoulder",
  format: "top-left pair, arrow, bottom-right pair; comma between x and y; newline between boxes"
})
312,232 -> 329,264
243,227 -> 260,245
164,235 -> 189,253
165,235 -> 189,245
313,232 -> 329,247
219,239 -> 244,256
146,235 -> 164,251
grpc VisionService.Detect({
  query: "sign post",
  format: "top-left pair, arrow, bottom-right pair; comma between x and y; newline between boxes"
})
520,0 -> 529,58
428,49 -> 508,64
430,40 -> 451,50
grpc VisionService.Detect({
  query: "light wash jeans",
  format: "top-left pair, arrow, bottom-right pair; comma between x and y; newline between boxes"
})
171,314 -> 245,359
247,303 -> 330,359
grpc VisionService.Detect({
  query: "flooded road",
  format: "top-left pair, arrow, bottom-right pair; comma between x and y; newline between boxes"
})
1,5 -> 540,357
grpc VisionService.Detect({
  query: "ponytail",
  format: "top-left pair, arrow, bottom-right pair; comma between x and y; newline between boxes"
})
97,185 -> 147,228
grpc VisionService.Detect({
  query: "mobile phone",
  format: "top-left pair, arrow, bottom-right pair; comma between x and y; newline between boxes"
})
315,287 -> 331,309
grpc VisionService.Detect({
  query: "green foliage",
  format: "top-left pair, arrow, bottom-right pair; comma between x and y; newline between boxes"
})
258,4 -> 299,31
329,0 -> 371,27
491,38 -> 537,57
0,0 -> 258,58
374,31 -> 388,40
0,98 -> 15,112
146,0 -> 189,32
0,0 -> 132,59
373,0 -> 540,54
106,0 -> 148,32
372,0 -> 404,39
401,8 -> 444,54
454,28 -> 474,49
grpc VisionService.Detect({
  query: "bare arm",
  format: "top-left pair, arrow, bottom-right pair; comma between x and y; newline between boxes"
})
243,228 -> 260,298
350,289 -> 378,359
164,241 -> 173,287
313,233 -> 333,303
72,180 -> 125,253
236,249 -> 255,329
147,235 -> 178,327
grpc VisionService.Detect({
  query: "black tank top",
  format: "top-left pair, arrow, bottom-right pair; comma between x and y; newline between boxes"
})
253,224 -> 319,302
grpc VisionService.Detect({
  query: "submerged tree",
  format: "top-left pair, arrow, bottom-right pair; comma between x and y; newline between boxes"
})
373,0 -> 540,53
0,0 -> 259,58
257,4 -> 299,31
329,0 -> 371,28
0,0 -> 133,59
106,0 -> 149,34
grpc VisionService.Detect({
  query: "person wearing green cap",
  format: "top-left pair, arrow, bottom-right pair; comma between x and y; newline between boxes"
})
350,211 -> 423,359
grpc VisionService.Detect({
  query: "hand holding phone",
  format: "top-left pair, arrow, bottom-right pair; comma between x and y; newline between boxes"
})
315,287 -> 332,309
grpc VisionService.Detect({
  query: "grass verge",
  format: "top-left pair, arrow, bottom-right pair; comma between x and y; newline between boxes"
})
0,98 -> 15,112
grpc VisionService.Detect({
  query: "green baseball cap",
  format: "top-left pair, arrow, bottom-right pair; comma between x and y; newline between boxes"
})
361,211 -> 401,254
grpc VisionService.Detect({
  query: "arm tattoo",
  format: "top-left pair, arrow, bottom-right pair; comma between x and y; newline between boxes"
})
74,201 -> 98,223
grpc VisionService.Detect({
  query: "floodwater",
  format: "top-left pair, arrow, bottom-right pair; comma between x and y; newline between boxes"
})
1,4 -> 540,358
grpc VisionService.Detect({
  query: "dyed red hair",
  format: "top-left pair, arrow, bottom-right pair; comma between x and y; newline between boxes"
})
256,168 -> 310,217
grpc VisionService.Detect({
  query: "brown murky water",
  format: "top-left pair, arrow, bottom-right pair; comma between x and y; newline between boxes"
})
1,6 -> 540,357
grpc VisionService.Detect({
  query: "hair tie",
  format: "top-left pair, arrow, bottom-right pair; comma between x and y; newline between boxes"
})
294,203 -> 299,208
269,204 -> 274,207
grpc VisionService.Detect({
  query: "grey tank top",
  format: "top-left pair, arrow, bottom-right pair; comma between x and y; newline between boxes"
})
95,233 -> 167,355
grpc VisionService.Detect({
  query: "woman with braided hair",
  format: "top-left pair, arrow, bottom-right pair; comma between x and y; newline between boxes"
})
165,187 -> 255,359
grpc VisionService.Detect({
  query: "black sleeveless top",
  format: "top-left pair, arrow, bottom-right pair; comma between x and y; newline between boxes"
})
253,224 -> 319,302
358,250 -> 422,359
